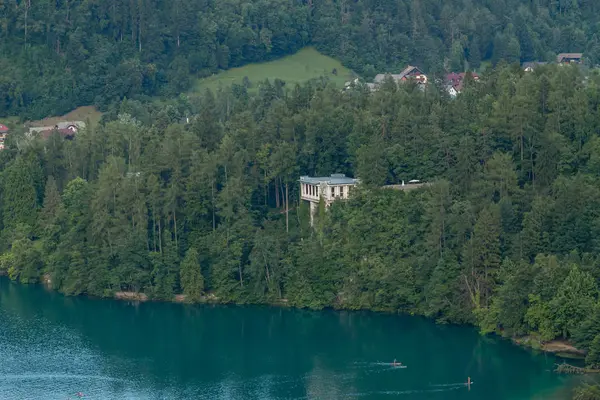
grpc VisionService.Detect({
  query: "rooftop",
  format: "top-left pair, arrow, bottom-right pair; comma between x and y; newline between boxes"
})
557,53 -> 583,58
300,174 -> 359,185
557,53 -> 583,62
445,72 -> 480,92
29,121 -> 86,135
0,124 -> 8,132
373,66 -> 425,84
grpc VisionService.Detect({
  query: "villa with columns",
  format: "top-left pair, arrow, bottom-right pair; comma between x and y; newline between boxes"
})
299,174 -> 359,225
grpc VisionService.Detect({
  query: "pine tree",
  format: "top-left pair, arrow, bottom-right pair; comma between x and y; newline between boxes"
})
2,157 -> 40,230
180,247 -> 204,301
40,176 -> 64,229
462,206 -> 502,308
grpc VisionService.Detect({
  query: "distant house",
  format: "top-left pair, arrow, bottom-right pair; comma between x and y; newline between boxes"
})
557,53 -> 583,64
343,78 -> 360,89
64,123 -> 80,132
446,86 -> 458,97
445,72 -> 479,97
374,66 -> 427,86
28,121 -> 85,137
370,66 -> 427,91
342,78 -> 382,93
522,61 -> 547,72
300,174 -> 359,225
0,124 -> 9,150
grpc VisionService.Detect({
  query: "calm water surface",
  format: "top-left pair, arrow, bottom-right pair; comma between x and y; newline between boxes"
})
0,278 -> 578,399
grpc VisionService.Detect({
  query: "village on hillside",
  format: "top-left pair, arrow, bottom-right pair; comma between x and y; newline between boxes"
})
344,64 -> 481,97
344,52 -> 584,97
0,54 -> 584,151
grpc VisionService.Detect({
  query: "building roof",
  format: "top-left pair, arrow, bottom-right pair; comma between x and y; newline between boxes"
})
557,53 -> 583,62
0,124 -> 8,132
398,65 -> 424,78
300,174 -> 359,185
373,66 -> 425,84
344,78 -> 360,87
445,72 -> 479,92
57,121 -> 86,129
28,120 -> 86,135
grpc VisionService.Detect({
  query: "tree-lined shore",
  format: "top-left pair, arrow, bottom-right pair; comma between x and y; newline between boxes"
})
2,65 -> 600,376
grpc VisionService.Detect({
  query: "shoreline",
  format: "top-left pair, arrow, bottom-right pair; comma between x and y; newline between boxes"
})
24,279 -> 593,366
512,336 -> 586,359
105,290 -> 590,364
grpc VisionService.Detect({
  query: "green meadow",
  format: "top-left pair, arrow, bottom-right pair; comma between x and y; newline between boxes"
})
194,47 -> 355,93
2,48 -> 352,128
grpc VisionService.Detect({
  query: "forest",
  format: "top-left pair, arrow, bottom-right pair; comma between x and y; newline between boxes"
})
3,63 -> 600,379
4,1 -> 600,398
2,0 -> 600,119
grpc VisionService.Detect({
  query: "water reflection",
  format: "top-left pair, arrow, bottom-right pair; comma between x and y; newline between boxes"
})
0,279 -> 577,399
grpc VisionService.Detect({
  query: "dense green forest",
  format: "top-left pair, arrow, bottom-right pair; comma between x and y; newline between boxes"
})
3,62 -> 600,378
2,0 -> 600,119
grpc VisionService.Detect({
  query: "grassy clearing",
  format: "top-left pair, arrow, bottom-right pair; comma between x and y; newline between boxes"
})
0,106 -> 102,128
30,106 -> 103,129
0,106 -> 102,131
3,49 -> 349,129
194,47 -> 355,93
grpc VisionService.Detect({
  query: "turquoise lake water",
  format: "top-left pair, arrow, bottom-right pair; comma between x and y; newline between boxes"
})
0,278 -> 579,399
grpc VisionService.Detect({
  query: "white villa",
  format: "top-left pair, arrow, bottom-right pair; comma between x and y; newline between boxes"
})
300,174 -> 359,225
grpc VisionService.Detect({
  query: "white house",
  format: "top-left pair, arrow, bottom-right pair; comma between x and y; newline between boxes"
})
343,78 -> 360,90
522,61 -> 547,72
28,121 -> 86,137
300,174 -> 359,225
446,85 -> 458,98
445,72 -> 480,97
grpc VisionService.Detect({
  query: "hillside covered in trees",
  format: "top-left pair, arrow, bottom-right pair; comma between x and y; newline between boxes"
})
2,0 -> 600,119
3,64 -> 600,373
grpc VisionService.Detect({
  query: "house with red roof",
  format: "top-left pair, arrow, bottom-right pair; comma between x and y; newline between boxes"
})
557,53 -> 583,64
445,72 -> 480,97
